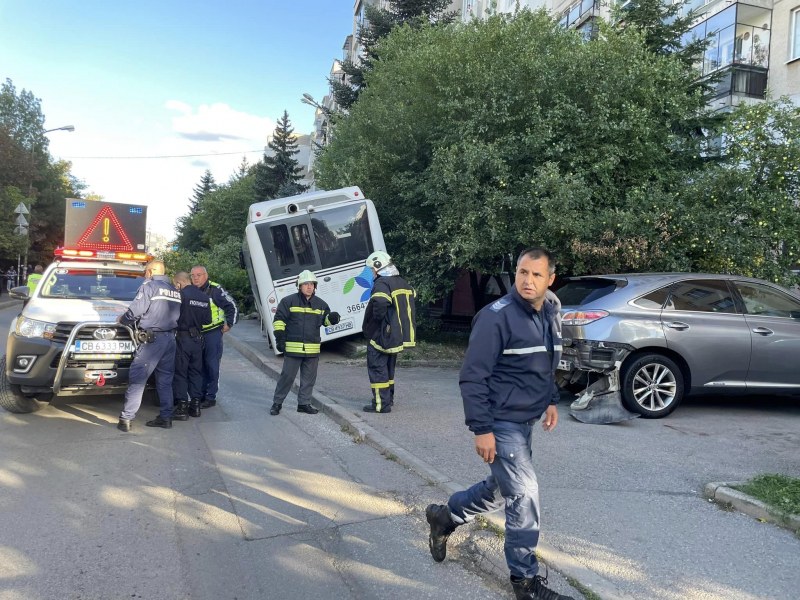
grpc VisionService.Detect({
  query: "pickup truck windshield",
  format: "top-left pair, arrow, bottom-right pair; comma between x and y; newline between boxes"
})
40,269 -> 144,301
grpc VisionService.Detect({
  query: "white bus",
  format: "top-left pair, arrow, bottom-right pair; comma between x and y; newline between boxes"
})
242,186 -> 386,354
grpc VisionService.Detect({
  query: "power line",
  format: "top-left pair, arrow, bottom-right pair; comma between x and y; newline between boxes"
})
64,149 -> 266,160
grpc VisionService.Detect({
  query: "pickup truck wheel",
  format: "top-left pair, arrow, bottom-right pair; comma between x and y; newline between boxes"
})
0,356 -> 48,413
621,353 -> 684,418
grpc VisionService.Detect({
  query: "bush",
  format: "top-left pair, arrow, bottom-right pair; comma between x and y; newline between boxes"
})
160,237 -> 253,313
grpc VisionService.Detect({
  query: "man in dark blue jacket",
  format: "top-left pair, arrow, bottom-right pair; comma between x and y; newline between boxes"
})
425,247 -> 574,600
171,271 -> 211,420
117,260 -> 182,431
190,265 -> 237,409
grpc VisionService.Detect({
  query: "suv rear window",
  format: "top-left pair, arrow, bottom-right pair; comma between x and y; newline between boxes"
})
555,279 -> 620,306
41,269 -> 144,301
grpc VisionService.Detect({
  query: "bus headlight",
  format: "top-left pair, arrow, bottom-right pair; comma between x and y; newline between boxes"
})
16,317 -> 57,339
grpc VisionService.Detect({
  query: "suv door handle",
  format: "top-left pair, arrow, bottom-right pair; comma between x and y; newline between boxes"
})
664,321 -> 689,330
752,327 -> 774,335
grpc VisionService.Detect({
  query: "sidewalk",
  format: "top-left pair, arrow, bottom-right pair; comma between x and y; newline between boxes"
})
226,317 -> 800,600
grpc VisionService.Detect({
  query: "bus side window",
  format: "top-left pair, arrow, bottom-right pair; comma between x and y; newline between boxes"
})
291,224 -> 315,266
271,225 -> 295,267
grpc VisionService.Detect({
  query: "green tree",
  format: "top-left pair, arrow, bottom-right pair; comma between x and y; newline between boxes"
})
175,169 -> 216,252
253,111 -> 307,200
331,0 -> 456,110
684,99 -> 800,283
315,10 -> 712,300
193,171 -> 256,246
161,236 -> 251,312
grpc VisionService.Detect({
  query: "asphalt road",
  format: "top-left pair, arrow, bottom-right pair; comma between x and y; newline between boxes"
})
0,303 -> 521,600
229,317 -> 800,600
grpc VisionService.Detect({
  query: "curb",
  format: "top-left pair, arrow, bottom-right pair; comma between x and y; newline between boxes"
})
704,481 -> 800,533
227,333 -> 637,600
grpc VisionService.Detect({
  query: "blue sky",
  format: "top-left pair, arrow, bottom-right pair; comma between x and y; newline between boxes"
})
0,0 -> 354,240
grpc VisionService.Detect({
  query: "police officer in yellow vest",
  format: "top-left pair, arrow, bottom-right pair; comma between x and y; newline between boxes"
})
190,265 -> 238,408
26,265 -> 44,295
362,251 -> 417,414
269,270 -> 340,415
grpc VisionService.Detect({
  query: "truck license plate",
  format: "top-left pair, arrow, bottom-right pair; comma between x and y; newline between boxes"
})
73,340 -> 135,353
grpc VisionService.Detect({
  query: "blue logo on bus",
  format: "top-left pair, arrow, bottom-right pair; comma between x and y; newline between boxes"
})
344,266 -> 374,301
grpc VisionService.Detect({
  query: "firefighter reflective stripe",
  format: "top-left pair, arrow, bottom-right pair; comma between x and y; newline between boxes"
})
369,339 -> 403,353
370,382 -> 391,389
289,307 -> 325,315
285,341 -> 321,354
371,292 -> 392,302
273,320 -> 286,332
391,288 -> 416,347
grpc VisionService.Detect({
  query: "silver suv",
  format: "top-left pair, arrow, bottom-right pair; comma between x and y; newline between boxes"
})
555,273 -> 800,418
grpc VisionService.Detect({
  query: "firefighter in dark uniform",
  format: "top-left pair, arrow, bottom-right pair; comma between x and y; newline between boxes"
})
171,271 -> 211,420
117,260 -> 182,431
269,270 -> 340,415
362,251 -> 417,414
190,265 -> 238,409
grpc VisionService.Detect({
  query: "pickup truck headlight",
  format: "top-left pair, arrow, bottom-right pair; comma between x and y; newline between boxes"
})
16,317 -> 57,339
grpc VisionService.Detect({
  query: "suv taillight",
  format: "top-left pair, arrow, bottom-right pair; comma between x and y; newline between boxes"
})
562,310 -> 609,326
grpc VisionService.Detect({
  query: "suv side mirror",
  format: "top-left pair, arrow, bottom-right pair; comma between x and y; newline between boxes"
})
9,285 -> 29,300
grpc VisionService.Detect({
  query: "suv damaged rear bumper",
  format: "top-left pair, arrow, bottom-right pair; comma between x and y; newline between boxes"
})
561,339 -> 635,373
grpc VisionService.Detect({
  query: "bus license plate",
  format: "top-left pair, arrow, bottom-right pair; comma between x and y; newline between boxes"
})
557,359 -> 572,371
73,340 -> 135,353
325,319 -> 354,335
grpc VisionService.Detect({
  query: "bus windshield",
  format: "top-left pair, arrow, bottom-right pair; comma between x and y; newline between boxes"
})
257,202 -> 374,278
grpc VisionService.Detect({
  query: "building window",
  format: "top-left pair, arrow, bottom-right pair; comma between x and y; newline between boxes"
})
792,8 -> 800,60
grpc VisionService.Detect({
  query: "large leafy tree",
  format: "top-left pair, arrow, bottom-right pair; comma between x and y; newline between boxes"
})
331,0 -> 456,110
0,78 -> 81,267
175,169 -> 216,252
684,99 -> 800,284
315,10 -> 713,300
253,111 -> 307,200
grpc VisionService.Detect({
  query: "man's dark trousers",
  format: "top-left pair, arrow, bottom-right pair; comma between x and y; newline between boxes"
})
201,327 -> 223,401
446,420 -> 542,580
174,331 -> 203,401
367,345 -> 397,411
120,332 -> 177,421
273,355 -> 319,407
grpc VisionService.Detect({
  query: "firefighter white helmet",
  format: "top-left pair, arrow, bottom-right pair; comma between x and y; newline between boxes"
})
366,250 -> 392,271
297,270 -> 317,287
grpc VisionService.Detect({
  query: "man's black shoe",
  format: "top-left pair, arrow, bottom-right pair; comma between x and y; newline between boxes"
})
188,399 -> 202,418
425,504 -> 456,562
270,403 -> 282,416
362,404 -> 391,413
173,401 -> 189,421
511,570 -> 576,600
200,398 -> 216,409
117,418 -> 132,432
297,404 -> 319,414
145,416 -> 172,429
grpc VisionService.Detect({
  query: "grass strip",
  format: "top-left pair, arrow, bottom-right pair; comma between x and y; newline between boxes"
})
733,473 -> 800,516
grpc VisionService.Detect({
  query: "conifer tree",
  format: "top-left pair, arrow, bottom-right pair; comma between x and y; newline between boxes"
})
253,111 -> 307,200
175,169 -> 215,251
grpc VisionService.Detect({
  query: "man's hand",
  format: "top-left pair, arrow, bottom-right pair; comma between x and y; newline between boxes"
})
474,432 -> 496,464
222,324 -> 231,333
542,405 -> 559,432
328,312 -> 341,325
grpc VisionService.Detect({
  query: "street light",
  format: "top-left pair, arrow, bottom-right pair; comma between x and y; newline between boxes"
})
17,125 -> 76,285
301,93 -> 331,115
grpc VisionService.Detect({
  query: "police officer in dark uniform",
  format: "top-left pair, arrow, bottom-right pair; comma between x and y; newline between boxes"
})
117,260 -> 182,431
190,265 -> 237,409
171,271 -> 211,420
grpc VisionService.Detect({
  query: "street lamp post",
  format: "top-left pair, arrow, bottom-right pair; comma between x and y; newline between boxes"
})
18,125 -> 75,285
